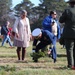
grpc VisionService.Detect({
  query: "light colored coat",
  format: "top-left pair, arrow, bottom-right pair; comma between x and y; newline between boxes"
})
13,17 -> 31,47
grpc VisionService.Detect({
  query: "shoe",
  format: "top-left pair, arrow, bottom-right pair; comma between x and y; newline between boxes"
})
34,59 -> 38,62
32,57 -> 34,60
16,60 -> 21,63
67,65 -> 75,70
72,66 -> 75,70
32,57 -> 38,62
54,59 -> 57,63
10,46 -> 14,48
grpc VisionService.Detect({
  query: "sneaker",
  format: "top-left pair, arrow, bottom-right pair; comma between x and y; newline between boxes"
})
10,46 -> 14,48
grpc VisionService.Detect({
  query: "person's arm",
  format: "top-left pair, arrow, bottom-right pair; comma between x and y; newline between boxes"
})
59,10 -> 67,23
27,18 -> 31,34
42,16 -> 51,28
26,18 -> 32,40
44,30 -> 54,45
12,18 -> 19,37
13,18 -> 19,34
32,39 -> 38,53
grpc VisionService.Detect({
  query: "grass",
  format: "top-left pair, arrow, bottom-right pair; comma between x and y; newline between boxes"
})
0,41 -> 75,75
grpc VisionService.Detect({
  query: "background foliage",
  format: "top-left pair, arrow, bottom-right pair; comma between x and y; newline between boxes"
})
0,0 -> 68,30
0,0 -> 12,25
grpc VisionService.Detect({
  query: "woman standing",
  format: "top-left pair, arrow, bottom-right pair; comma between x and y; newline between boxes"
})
13,10 -> 31,61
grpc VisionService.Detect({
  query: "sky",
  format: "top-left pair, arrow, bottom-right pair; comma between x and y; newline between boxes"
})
12,0 -> 69,8
12,0 -> 40,7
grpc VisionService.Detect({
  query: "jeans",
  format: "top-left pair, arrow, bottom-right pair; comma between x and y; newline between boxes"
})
1,35 -> 12,46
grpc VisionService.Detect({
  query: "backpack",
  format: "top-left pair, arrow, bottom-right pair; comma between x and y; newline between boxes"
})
1,26 -> 8,35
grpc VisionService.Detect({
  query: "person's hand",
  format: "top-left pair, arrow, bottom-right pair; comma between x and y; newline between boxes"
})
51,21 -> 55,26
12,31 -> 15,36
30,34 -> 32,41
32,50 -> 35,53
47,49 -> 51,55
16,33 -> 19,38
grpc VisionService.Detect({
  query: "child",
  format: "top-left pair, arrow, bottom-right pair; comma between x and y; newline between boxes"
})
1,20 -> 13,47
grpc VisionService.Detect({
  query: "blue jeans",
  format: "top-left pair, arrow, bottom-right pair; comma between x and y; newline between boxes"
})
1,35 -> 12,46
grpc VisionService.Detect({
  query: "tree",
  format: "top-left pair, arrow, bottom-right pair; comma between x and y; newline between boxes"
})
38,0 -> 67,18
14,0 -> 34,16
0,0 -> 12,25
14,0 -> 68,31
30,0 -> 68,30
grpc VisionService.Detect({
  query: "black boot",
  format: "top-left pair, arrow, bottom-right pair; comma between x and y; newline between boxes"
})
54,59 -> 57,63
16,47 -> 21,60
34,59 -> 38,62
22,48 -> 26,60
33,57 -> 38,62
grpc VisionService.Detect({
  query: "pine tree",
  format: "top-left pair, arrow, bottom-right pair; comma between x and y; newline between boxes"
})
0,0 -> 12,25
14,0 -> 34,16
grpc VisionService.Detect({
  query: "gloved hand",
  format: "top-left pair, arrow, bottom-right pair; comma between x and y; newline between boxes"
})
48,49 -> 51,55
32,50 -> 35,53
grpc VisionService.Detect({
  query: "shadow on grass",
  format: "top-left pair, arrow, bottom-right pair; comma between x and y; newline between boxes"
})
0,46 -> 8,48
14,60 -> 29,63
53,66 -> 72,70
27,65 -> 72,70
57,54 -> 67,57
0,46 -> 15,49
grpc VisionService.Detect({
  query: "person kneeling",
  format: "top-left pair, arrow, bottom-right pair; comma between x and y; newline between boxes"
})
31,28 -> 57,63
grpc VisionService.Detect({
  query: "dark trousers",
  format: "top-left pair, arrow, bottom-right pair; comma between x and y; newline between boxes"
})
65,39 -> 75,67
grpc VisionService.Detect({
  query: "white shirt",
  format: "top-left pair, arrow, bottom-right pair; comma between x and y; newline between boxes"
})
51,19 -> 57,36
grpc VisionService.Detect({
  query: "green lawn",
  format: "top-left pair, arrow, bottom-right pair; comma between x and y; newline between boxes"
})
0,41 -> 75,75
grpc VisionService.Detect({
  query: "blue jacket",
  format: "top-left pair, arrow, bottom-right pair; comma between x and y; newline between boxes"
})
42,16 -> 60,39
